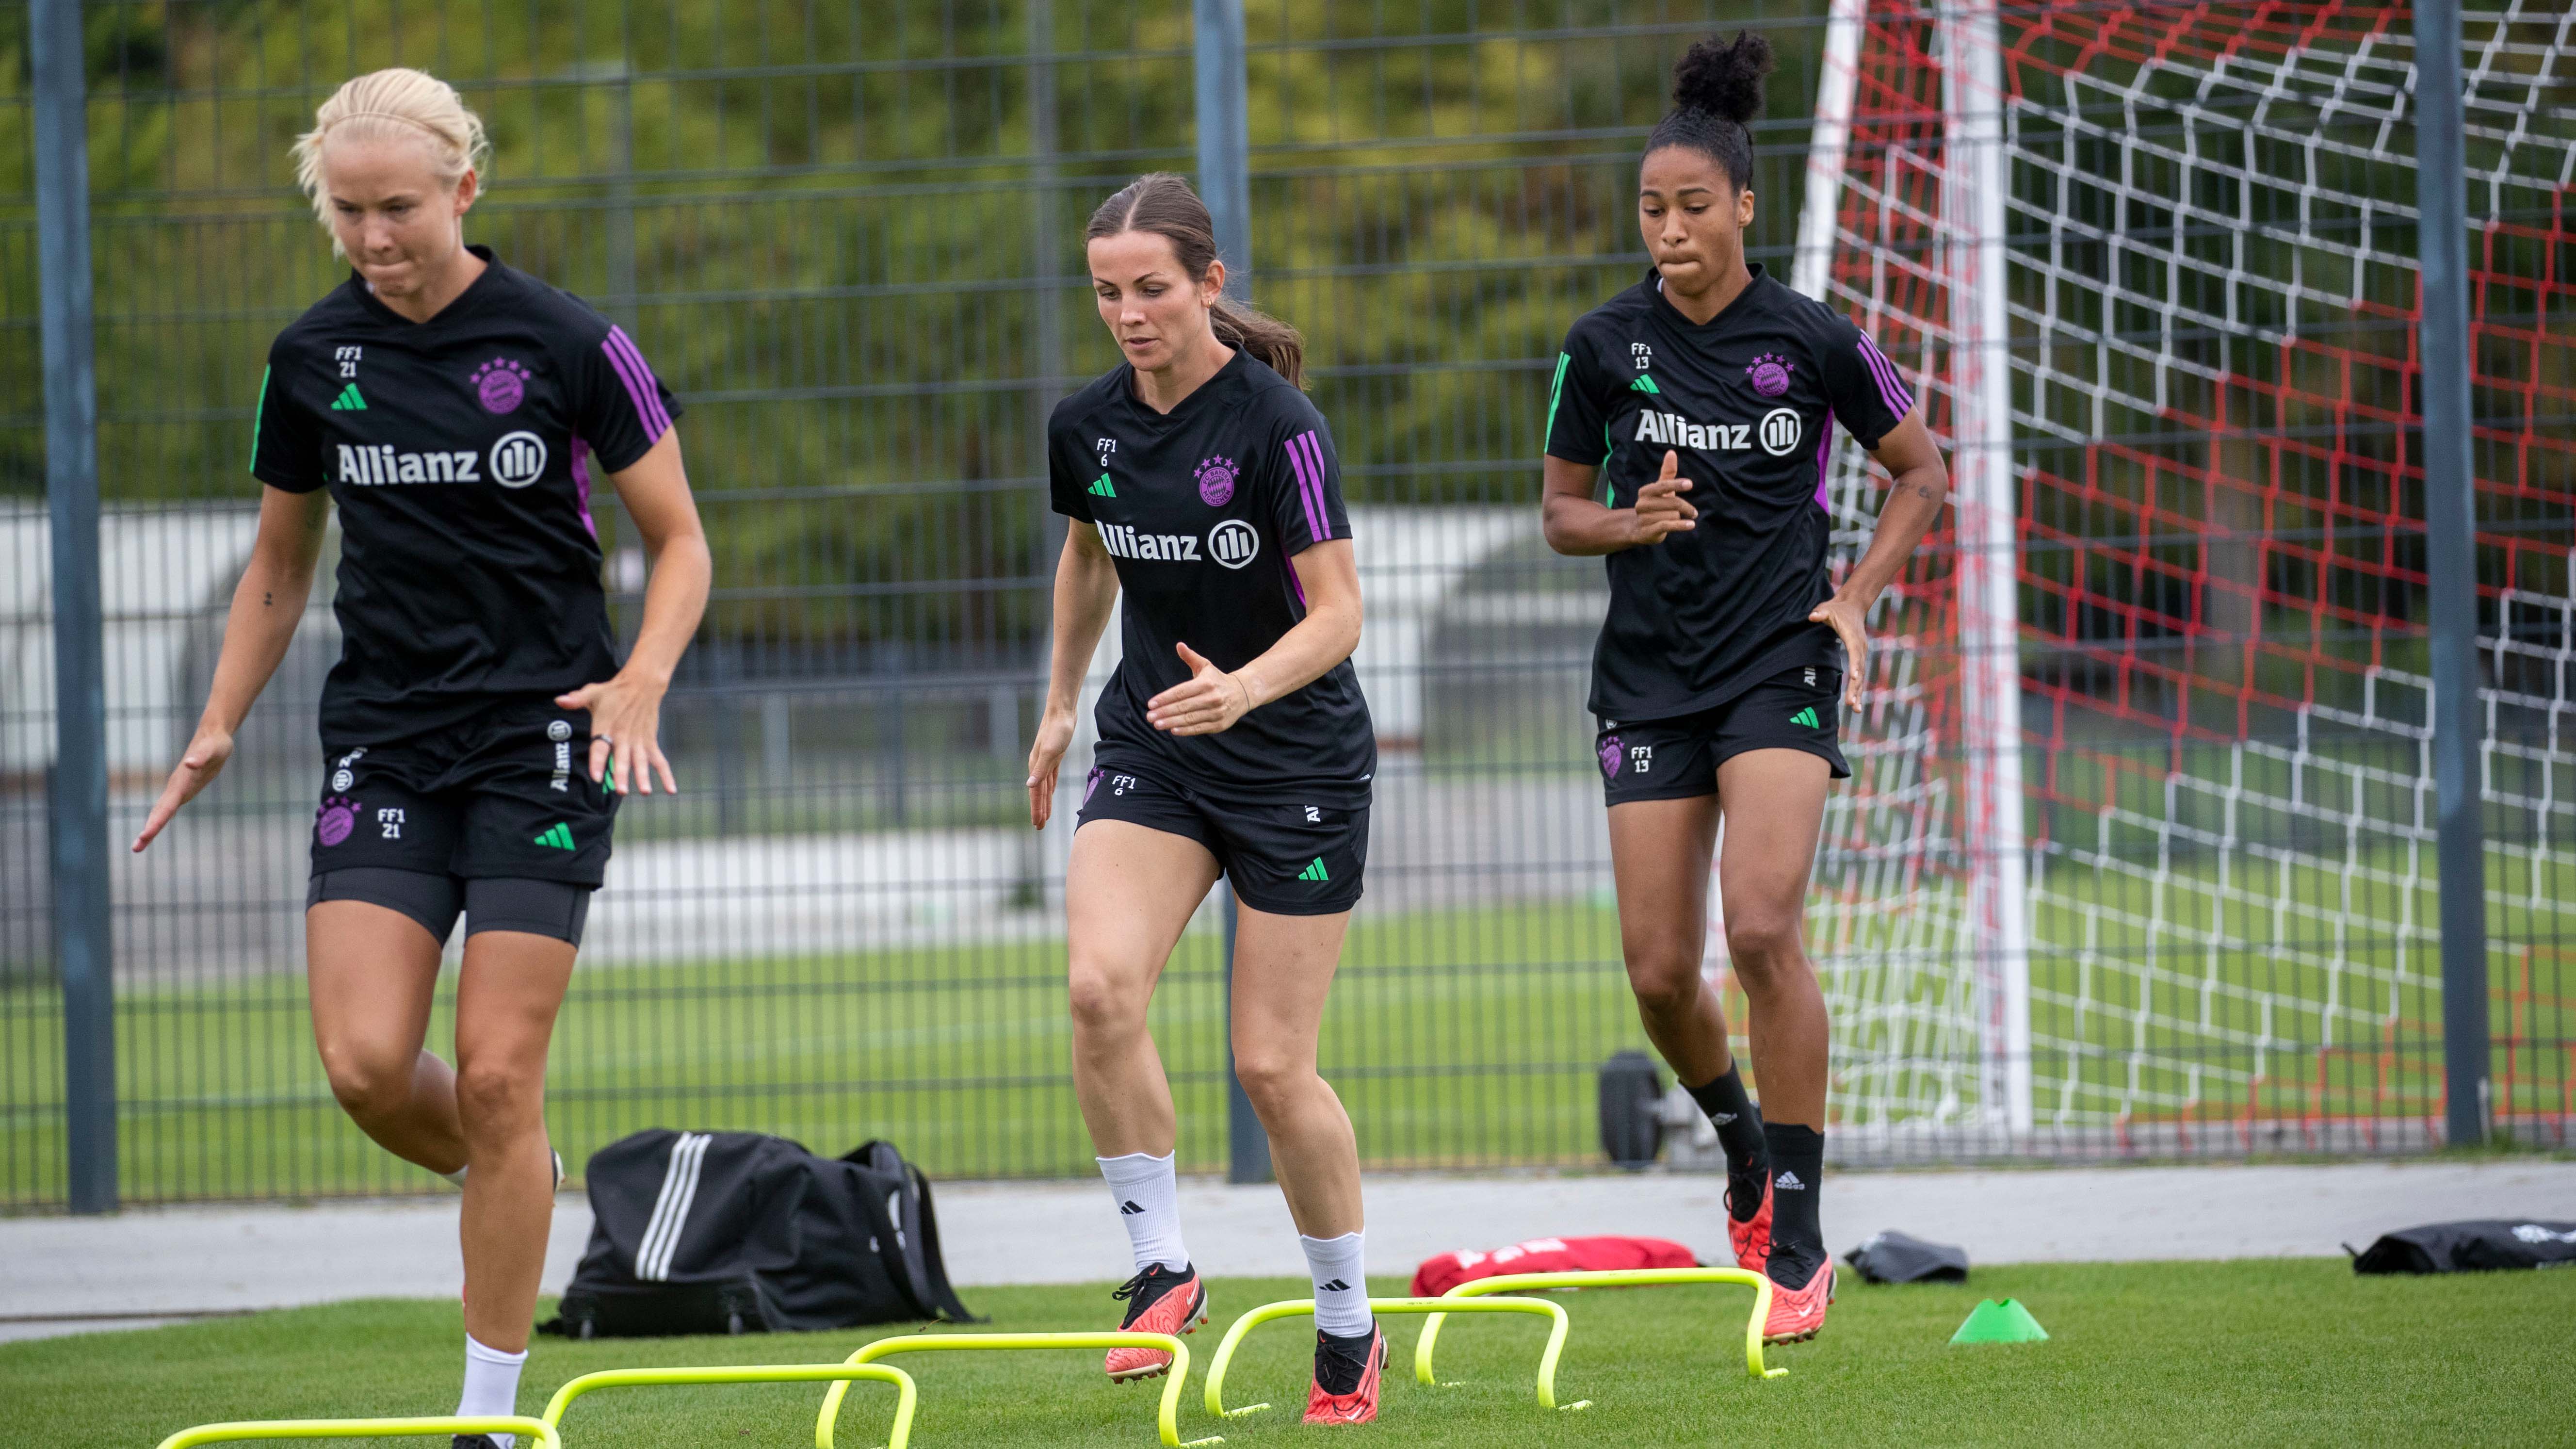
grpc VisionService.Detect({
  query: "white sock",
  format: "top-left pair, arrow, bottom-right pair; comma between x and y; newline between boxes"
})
1301,1231 -> 1372,1336
457,1334 -> 528,1448
1097,1152 -> 1189,1274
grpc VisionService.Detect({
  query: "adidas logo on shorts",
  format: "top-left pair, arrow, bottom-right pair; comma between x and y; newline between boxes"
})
1789,706 -> 1821,729
1298,857 -> 1331,883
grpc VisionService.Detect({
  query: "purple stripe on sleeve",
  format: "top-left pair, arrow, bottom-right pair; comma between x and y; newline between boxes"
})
597,337 -> 660,438
1301,431 -> 1339,540
612,328 -> 675,438
606,326 -> 673,436
597,331 -> 646,427
601,327 -> 673,439
571,437 -> 599,539
1857,336 -> 1914,419
1813,428 -> 1831,511
1294,431 -> 1334,540
1286,558 -> 1308,607
1282,430 -> 1327,545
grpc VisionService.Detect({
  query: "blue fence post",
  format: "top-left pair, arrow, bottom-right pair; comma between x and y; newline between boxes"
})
1194,0 -> 1254,302
1216,881 -> 1270,1184
2413,0 -> 2490,1148
1195,0 -> 1270,1185
34,0 -> 118,1213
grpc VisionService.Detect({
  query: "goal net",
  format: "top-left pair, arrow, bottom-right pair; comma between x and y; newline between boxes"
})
1786,0 -> 2573,1156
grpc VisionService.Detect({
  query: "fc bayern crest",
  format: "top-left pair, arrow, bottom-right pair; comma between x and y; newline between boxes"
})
1194,455 -> 1238,507
1746,352 -> 1795,398
314,795 -> 361,847
472,357 -> 531,414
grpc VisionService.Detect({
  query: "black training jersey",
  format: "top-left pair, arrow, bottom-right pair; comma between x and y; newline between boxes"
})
1546,263 -> 1915,722
1048,350 -> 1375,803
251,246 -> 680,745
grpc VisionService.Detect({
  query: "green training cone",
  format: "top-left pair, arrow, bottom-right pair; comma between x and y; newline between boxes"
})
1949,1298 -> 2049,1344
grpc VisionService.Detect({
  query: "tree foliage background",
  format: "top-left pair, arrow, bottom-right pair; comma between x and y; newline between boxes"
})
0,0 -> 1836,657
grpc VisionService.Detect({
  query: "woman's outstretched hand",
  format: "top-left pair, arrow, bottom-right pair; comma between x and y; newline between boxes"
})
1808,592 -> 1872,711
1027,707 -> 1077,830
1147,643 -> 1255,737
555,672 -> 677,795
132,726 -> 236,853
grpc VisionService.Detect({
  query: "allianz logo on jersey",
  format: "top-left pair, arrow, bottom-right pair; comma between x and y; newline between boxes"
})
1635,406 -> 1805,458
336,430 -> 549,488
1099,519 -> 1261,570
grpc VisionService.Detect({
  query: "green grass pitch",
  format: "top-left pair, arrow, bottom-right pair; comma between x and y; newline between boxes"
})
7,1262 -> 2573,1448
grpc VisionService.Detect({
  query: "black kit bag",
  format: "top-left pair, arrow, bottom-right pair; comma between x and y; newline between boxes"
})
1842,1230 -> 1971,1285
541,1130 -> 979,1339
2349,1220 -> 2576,1275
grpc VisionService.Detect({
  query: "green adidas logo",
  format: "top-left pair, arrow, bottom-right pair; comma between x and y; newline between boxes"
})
1789,706 -> 1821,729
533,822 -> 577,851
1629,374 -> 1660,394
1297,857 -> 1330,883
1089,473 -> 1116,498
329,383 -> 366,410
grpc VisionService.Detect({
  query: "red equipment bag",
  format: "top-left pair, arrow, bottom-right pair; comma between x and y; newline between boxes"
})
1410,1235 -> 1699,1298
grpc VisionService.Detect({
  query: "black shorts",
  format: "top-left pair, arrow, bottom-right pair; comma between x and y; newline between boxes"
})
307,868 -> 594,947
309,703 -> 620,888
1596,667 -> 1851,806
1075,763 -> 1368,916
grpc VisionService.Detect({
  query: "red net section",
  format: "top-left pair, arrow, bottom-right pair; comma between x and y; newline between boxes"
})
1811,0 -> 2574,1148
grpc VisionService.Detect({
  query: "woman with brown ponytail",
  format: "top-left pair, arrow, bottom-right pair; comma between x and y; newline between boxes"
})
1025,173 -> 1387,1423
1540,32 -> 1953,1344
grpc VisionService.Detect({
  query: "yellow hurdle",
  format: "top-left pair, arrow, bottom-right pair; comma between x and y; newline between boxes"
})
1201,1296 -> 1579,1420
1417,1267 -> 1786,1384
539,1362 -> 918,1449
156,1416 -> 558,1449
812,1332 -> 1221,1449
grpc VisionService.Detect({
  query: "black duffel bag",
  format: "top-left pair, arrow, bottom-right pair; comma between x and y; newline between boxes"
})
541,1131 -> 978,1338
1842,1229 -> 1970,1285
2349,1219 -> 2576,1275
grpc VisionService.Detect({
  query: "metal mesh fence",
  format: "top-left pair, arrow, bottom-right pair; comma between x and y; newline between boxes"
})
1,0 -> 2568,1208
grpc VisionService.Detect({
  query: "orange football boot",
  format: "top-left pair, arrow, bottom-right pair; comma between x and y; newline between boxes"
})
1303,1325 -> 1387,1425
1726,1173 -> 1774,1276
1761,1258 -> 1836,1344
1103,1263 -> 1206,1382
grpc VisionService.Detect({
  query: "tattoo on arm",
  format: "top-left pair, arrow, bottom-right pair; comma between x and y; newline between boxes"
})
1910,482 -> 1942,502
262,591 -> 273,607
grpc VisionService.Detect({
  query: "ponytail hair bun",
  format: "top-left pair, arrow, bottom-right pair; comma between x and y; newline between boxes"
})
1671,30 -> 1773,125
1642,30 -> 1774,193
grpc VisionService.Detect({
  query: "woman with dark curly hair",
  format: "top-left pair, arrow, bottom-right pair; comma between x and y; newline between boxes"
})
1540,31 -> 1952,1344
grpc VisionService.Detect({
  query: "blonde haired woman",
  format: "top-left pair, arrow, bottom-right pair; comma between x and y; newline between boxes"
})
133,68 -> 711,1447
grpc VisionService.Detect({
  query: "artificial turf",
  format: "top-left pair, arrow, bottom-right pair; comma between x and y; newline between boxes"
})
7,1260 -> 2573,1448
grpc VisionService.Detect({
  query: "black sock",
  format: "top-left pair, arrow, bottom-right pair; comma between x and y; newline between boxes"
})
1761,1122 -> 1825,1285
1683,1066 -> 1769,1210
